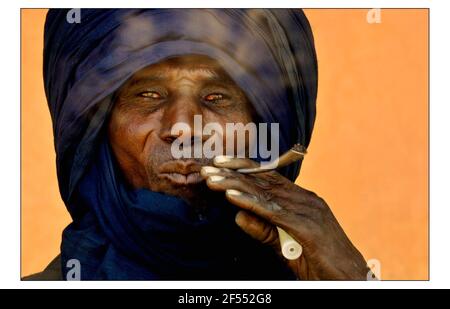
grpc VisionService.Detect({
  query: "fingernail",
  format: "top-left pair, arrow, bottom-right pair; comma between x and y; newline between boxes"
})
214,155 -> 233,164
226,189 -> 242,196
201,166 -> 220,176
208,175 -> 225,183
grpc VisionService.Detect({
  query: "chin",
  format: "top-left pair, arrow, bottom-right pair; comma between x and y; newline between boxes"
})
153,180 -> 206,204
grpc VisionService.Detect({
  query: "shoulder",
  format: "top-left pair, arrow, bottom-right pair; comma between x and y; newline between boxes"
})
22,255 -> 63,281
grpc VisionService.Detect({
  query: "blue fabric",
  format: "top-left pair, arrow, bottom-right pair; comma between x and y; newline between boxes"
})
62,139 -> 294,279
43,9 -> 317,280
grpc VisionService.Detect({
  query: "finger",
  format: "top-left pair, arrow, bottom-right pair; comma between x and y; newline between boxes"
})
205,175 -> 260,197
225,189 -> 282,222
227,190 -> 312,247
213,155 -> 259,170
235,210 -> 279,247
200,158 -> 284,190
202,166 -> 314,222
201,166 -> 268,185
208,158 -> 286,191
200,166 -> 231,178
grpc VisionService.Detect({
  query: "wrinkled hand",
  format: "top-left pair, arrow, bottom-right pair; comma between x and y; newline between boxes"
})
200,156 -> 370,280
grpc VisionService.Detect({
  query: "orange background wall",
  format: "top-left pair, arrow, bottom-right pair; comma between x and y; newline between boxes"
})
21,9 -> 429,279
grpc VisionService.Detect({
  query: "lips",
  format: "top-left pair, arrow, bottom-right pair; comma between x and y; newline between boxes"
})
160,172 -> 203,185
158,160 -> 204,185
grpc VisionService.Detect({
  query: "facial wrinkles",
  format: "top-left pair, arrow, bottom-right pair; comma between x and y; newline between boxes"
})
175,78 -> 197,98
108,55 -> 255,203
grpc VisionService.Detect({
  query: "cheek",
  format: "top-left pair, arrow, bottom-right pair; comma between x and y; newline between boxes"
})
108,108 -> 161,157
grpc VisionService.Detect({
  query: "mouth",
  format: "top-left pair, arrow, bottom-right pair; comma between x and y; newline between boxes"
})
158,160 -> 205,186
160,172 -> 203,185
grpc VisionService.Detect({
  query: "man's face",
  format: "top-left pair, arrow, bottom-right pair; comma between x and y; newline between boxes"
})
108,55 -> 254,202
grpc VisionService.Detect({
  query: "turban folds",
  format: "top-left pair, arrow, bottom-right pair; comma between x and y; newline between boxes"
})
44,9 -> 318,279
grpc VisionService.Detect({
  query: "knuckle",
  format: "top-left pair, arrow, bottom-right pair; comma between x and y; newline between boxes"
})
313,195 -> 328,210
259,190 -> 275,202
252,177 -> 271,190
268,207 -> 289,224
264,172 -> 285,186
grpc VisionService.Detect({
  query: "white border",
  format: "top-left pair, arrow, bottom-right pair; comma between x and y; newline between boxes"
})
3,0 -> 448,289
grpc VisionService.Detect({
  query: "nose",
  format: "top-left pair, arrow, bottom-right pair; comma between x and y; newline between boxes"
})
159,95 -> 206,146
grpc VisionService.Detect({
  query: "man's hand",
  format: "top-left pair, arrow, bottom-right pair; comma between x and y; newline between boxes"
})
200,156 -> 370,280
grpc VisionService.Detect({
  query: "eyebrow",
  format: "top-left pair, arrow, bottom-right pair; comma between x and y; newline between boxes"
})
127,73 -> 168,88
127,68 -> 236,89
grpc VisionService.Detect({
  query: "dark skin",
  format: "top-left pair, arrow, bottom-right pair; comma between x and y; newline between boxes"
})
108,54 -> 370,280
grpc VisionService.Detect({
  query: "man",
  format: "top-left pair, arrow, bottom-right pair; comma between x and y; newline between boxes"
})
25,9 -> 369,280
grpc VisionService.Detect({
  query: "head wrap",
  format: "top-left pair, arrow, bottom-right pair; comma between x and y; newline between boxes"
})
44,9 -> 318,279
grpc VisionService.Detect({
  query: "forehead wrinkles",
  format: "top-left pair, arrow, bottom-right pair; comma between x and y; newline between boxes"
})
169,67 -> 222,83
123,58 -> 239,93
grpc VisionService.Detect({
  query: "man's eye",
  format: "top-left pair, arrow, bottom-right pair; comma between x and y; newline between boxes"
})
204,93 -> 225,102
139,91 -> 161,99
